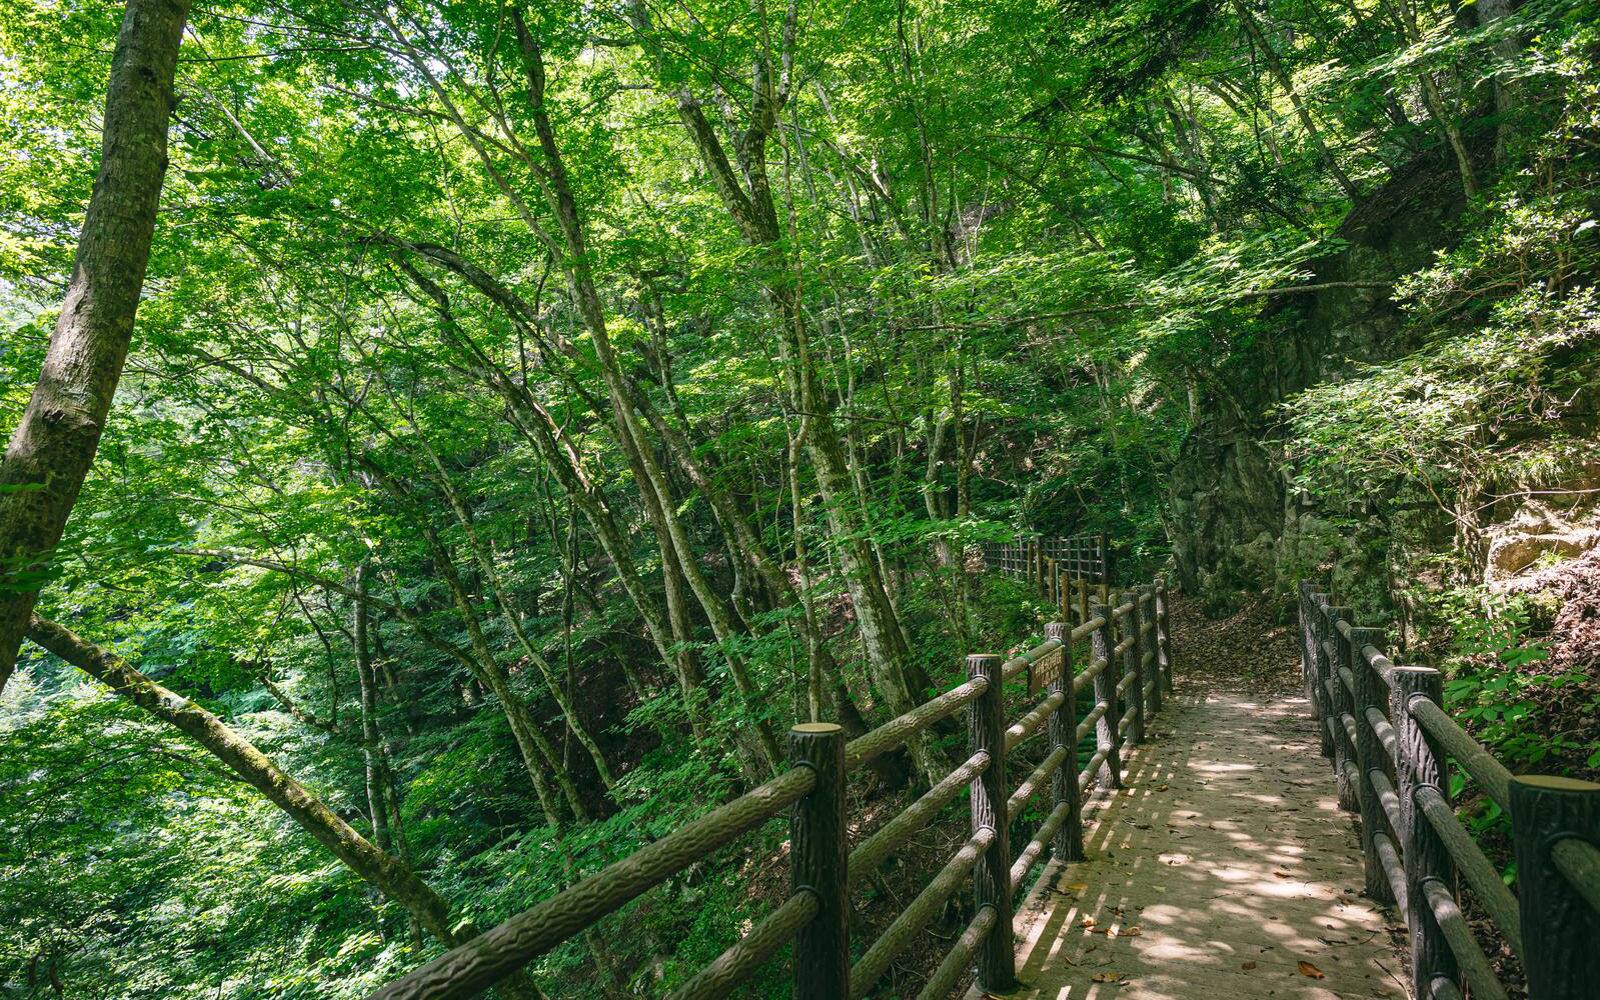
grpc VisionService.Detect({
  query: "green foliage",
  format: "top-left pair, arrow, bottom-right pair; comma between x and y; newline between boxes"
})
1435,588 -> 1600,783
0,678 -> 416,999
1287,286 -> 1600,505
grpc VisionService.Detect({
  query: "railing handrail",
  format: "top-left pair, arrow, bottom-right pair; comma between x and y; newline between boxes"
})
367,568 -> 1174,1000
1299,580 -> 1600,1000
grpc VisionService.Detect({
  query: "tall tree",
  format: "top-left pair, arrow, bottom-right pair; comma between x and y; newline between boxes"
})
0,0 -> 189,692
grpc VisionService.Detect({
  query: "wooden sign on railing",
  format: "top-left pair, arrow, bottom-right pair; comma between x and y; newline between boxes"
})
1027,643 -> 1066,695
1299,582 -> 1600,1000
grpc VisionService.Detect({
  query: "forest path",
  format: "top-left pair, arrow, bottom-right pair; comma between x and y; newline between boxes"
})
1001,684 -> 1406,999
982,598 -> 1410,999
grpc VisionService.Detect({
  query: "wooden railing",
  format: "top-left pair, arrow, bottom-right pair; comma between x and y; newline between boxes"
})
365,572 -> 1174,1000
1299,582 -> 1600,1000
985,533 -> 1114,626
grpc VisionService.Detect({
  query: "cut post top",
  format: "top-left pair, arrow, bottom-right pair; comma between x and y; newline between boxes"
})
791,722 -> 843,735
1514,774 -> 1600,793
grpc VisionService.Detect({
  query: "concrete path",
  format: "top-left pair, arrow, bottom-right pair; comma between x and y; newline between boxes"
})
996,686 -> 1409,999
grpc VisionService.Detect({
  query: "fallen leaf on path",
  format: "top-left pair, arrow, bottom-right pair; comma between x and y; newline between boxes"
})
1091,972 -> 1126,983
1240,961 -> 1257,971
1298,961 -> 1326,979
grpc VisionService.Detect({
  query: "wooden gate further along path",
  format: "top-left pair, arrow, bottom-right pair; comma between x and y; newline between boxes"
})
1300,582 -> 1600,1000
984,533 -> 1114,627
364,570 -> 1174,1000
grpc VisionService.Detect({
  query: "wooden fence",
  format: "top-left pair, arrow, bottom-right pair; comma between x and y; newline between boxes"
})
365,572 -> 1174,1000
1300,582 -> 1600,1000
984,533 -> 1114,626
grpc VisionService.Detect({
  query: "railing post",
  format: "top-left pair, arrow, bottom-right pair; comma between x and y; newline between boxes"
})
1141,585 -> 1163,717
967,653 -> 1017,993
1090,599 -> 1122,790
1326,605 -> 1358,812
1154,576 -> 1173,695
1044,623 -> 1084,862
1120,590 -> 1146,746
1310,594 -> 1335,759
789,722 -> 848,1000
1509,775 -> 1600,1000
1299,582 -> 1324,729
1347,624 -> 1394,905
1391,666 -> 1456,1000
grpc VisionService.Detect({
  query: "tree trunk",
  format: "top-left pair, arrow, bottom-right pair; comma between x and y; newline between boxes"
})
512,12 -> 782,773
631,0 -> 933,736
359,458 -> 587,822
410,432 -> 617,789
389,237 -> 832,765
1231,0 -> 1360,199
0,0 -> 190,694
644,44 -> 944,780
27,615 -> 546,1000
28,615 -> 456,940
1476,0 -> 1520,165
354,564 -> 393,853
1376,0 -> 1480,197
389,258 -> 701,742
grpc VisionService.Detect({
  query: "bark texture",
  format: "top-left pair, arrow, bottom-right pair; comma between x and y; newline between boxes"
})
0,0 -> 190,693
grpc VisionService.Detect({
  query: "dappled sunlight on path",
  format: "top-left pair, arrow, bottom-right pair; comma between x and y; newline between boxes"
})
1000,685 -> 1408,999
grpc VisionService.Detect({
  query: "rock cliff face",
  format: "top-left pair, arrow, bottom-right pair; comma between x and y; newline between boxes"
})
1486,496 -> 1600,584
1168,153 -> 1469,611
